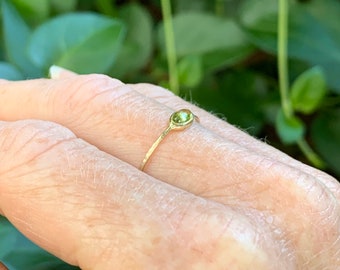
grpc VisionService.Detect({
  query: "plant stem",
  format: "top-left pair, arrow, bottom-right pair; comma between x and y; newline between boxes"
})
215,0 -> 224,17
277,0 -> 293,118
160,0 -> 179,95
96,0 -> 117,17
297,139 -> 326,169
277,0 -> 325,169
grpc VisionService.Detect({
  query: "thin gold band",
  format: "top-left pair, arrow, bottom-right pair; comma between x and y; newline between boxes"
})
140,109 -> 198,171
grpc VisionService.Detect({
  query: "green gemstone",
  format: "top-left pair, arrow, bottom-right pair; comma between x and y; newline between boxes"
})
173,111 -> 190,123
170,109 -> 194,127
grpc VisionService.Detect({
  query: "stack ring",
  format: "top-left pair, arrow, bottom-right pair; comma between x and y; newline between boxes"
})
139,109 -> 199,171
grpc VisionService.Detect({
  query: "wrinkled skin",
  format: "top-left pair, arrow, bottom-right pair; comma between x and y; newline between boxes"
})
0,68 -> 339,269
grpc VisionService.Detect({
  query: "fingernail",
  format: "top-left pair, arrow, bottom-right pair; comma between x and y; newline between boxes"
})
49,65 -> 78,79
49,65 -> 73,79
49,65 -> 66,79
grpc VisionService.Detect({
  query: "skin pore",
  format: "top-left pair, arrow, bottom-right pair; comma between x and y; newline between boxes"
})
0,68 -> 339,269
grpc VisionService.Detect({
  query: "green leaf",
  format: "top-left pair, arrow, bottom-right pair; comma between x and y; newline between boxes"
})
1,0 -> 42,77
0,62 -> 24,80
3,249 -> 79,270
173,0 -> 210,14
239,0 -> 340,61
311,109 -> 340,177
239,0 -> 340,93
158,12 -> 254,72
0,217 -> 80,270
95,0 -> 117,16
50,0 -> 77,13
302,0 -> 340,45
111,3 -> 153,78
290,66 -> 327,114
0,217 -> 39,262
28,13 -> 125,74
239,0 -> 278,34
189,71 -> 267,135
178,55 -> 203,88
275,109 -> 305,144
201,46 -> 254,72
160,12 -> 246,55
0,218 -> 17,258
11,0 -> 49,25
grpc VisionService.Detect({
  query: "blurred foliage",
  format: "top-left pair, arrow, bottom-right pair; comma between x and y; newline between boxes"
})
0,0 -> 339,268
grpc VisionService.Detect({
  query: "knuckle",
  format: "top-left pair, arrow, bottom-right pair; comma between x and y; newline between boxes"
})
168,203 -> 283,269
131,83 -> 175,100
294,171 -> 339,223
252,157 -> 339,225
241,158 -> 340,268
0,120 -> 76,174
264,165 -> 340,267
52,74 -> 129,123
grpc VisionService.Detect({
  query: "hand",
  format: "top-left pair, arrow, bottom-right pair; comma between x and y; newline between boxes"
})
0,67 -> 339,269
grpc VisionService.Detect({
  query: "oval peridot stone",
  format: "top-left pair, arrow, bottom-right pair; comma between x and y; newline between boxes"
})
173,111 -> 190,123
170,109 -> 194,128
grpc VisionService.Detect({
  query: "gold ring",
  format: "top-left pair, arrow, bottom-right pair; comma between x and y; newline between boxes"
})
140,109 -> 199,171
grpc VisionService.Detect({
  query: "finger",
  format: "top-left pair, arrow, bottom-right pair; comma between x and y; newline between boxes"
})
53,69 -> 338,198
0,76 -> 339,268
0,120 -> 288,269
0,76 -> 338,202
130,83 -> 340,197
130,84 -> 340,269
0,76 -> 337,193
131,84 -> 340,264
0,262 -> 8,270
